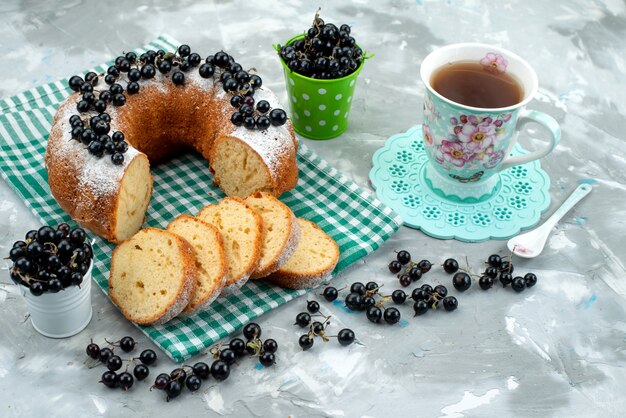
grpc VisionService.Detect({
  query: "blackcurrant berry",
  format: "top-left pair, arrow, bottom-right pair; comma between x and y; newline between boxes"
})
413,300 -> 428,316
210,360 -> 230,381
112,93 -> 126,106
299,335 -> 314,351
443,258 -> 459,274
243,116 -> 256,129
366,306 -> 382,323
511,277 -> 526,292
29,281 -> 45,296
294,312 -> 311,327
219,348 -> 236,366
139,349 -> 157,365
417,260 -> 432,273
165,380 -> 182,401
388,260 -> 402,274
350,282 -> 366,296
250,74 -> 262,88
487,254 -> 502,267
484,266 -> 499,278
141,64 -> 156,79
228,336 -> 245,357
99,347 -> 114,363
500,260 -> 514,274
408,266 -> 422,281
178,44 -> 191,57
133,364 -> 150,381
452,272 -> 472,292
69,75 -> 83,92
106,355 -> 123,372
344,292 -> 362,311
243,322 -> 262,340
396,250 -> 411,265
500,272 -> 513,287
259,352 -> 275,367
47,278 -> 63,293
118,336 -> 135,352
441,296 -> 457,311
256,100 -> 271,114
172,71 -> 185,85
269,109 -> 287,126
524,273 -> 537,287
399,274 -> 411,287
198,63 -> 215,78
185,375 -> 202,391
337,328 -> 355,346
391,289 -> 406,304
434,285 -> 448,297
111,152 -> 125,165
310,321 -> 324,335
322,286 -> 338,302
412,288 -> 429,301
170,368 -> 187,383
383,307 -> 401,324
263,339 -> 278,354
306,300 -> 320,313
255,115 -> 271,130
86,342 -> 100,359
362,296 -> 376,308
100,371 -> 118,389
192,362 -> 210,379
126,82 -> 140,94
479,276 -> 494,290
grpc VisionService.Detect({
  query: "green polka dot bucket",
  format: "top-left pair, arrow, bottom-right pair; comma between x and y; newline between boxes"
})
276,35 -> 366,140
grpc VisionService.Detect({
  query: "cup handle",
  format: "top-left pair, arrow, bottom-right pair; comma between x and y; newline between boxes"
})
498,109 -> 561,171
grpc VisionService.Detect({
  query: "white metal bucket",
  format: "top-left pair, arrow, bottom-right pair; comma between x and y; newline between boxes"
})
19,262 -> 93,338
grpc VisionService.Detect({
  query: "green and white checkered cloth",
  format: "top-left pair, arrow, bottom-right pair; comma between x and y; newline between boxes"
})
0,35 -> 401,362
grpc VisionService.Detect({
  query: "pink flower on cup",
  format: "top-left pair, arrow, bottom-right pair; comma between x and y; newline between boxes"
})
437,140 -> 471,168
480,52 -> 508,73
457,120 -> 496,152
423,124 -> 433,146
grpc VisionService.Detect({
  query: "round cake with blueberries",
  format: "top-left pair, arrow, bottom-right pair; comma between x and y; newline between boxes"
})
46,46 -> 298,243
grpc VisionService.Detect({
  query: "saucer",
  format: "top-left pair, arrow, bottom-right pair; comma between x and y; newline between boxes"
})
369,125 -> 551,242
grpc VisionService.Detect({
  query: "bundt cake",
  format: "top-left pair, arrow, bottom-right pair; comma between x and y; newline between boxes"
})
45,46 -> 298,243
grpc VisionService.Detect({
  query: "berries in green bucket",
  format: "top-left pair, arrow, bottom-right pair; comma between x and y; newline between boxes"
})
278,10 -> 364,80
275,9 -> 371,140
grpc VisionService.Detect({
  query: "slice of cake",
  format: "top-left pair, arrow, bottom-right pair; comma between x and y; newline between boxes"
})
108,228 -> 197,325
244,192 -> 301,279
196,197 -> 263,293
267,218 -> 340,289
167,214 -> 227,315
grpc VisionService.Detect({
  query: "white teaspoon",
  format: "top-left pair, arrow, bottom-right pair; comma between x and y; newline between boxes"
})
507,183 -> 593,258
